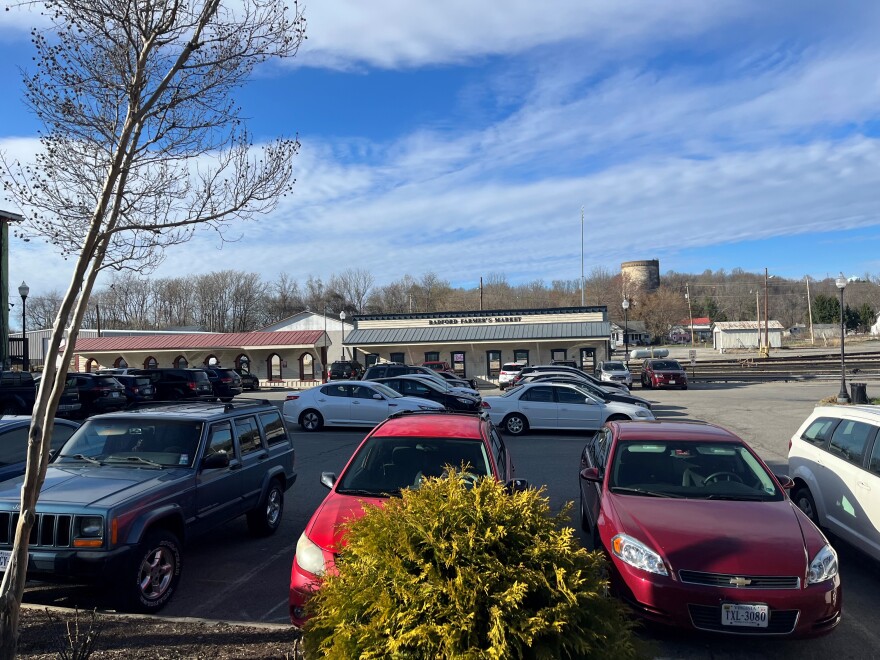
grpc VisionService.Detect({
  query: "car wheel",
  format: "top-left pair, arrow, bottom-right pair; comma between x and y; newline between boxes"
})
300,409 -> 324,432
681,384 -> 688,390
642,375 -> 650,389
247,480 -> 284,537
220,397 -> 233,403
793,486 -> 821,527
252,382 -> 259,391
121,530 -> 181,613
503,413 -> 528,436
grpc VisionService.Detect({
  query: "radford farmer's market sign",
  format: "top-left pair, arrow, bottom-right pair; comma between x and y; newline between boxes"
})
428,316 -> 523,325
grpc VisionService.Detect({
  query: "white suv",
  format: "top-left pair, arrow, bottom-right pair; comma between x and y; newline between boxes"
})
596,360 -> 632,387
788,405 -> 880,560
498,363 -> 525,390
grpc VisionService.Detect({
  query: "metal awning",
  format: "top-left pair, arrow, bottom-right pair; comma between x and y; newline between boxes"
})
345,322 -> 610,346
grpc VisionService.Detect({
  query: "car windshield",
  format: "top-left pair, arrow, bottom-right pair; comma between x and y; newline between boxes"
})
609,440 -> 783,501
337,436 -> 492,495
501,364 -> 522,372
369,382 -> 403,398
603,362 -> 627,372
54,418 -> 204,468
651,361 -> 682,370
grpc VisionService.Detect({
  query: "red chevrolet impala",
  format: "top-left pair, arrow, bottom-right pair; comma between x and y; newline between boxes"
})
579,420 -> 841,637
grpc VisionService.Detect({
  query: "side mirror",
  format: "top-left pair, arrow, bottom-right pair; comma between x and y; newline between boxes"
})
775,474 -> 795,490
505,478 -> 529,493
580,467 -> 602,483
372,393 -> 383,400
202,451 -> 230,470
320,472 -> 337,489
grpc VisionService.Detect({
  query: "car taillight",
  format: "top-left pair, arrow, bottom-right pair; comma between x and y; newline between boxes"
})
221,377 -> 232,383
480,401 -> 490,409
188,382 -> 197,390
132,387 -> 139,394
286,394 -> 300,401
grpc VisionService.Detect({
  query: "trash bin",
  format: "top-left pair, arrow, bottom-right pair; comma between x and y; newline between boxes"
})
851,382 -> 868,404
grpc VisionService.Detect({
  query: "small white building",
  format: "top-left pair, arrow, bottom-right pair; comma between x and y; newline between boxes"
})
712,321 -> 784,353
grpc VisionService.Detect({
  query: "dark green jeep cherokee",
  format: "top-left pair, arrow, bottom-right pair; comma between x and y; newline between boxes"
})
0,399 -> 295,613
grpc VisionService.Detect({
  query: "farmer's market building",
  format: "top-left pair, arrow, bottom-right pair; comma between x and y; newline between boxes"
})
345,306 -> 611,382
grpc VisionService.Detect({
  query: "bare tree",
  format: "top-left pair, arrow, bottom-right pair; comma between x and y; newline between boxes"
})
23,290 -> 64,331
332,268 -> 374,313
0,0 -> 305,653
636,287 -> 689,341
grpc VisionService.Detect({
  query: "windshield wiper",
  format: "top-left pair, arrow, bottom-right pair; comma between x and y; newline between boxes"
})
57,454 -> 103,466
610,486 -> 681,498
335,488 -> 389,497
105,455 -> 163,468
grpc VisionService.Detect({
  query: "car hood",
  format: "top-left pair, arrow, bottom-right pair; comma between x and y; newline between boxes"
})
307,491 -> 386,552
0,465 -> 189,509
607,494 -> 811,575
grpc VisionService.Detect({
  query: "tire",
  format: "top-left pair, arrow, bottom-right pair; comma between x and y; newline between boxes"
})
220,397 -> 233,403
252,382 -> 260,391
247,480 -> 284,537
300,409 -> 324,432
793,486 -> 821,527
642,375 -> 651,389
122,530 -> 182,613
503,413 -> 528,436
681,385 -> 688,390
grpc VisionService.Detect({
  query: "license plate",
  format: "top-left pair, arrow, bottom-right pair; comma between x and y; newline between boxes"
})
0,550 -> 16,572
110,392 -> 120,397
668,379 -> 676,384
722,603 -> 769,628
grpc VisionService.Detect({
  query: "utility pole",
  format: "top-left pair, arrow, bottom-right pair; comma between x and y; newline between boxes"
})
805,276 -> 815,345
755,291 -> 761,349
580,206 -> 585,306
685,283 -> 695,346
763,268 -> 770,356
479,277 -> 483,311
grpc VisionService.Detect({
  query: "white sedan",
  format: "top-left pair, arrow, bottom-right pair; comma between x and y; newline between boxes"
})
480,381 -> 654,435
283,380 -> 444,431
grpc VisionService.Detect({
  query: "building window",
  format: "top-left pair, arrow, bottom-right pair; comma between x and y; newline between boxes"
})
513,349 -> 529,365
486,351 -> 501,378
85,359 -> 97,373
424,351 -> 439,362
365,353 -> 380,368
235,354 -> 250,372
204,354 -> 219,366
390,352 -> 405,364
451,351 -> 466,377
143,356 -> 158,369
173,355 -> 188,368
300,353 -> 315,380
114,357 -> 128,368
551,349 -> 567,363
267,353 -> 282,381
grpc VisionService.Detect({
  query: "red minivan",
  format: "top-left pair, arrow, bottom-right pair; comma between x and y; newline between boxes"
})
288,410 -> 526,626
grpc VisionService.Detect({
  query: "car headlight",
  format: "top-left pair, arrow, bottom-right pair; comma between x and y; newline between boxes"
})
296,533 -> 326,576
418,404 -> 438,410
456,397 -> 473,405
634,409 -> 653,418
611,533 -> 668,575
807,544 -> 839,584
635,402 -> 648,409
77,516 -> 103,538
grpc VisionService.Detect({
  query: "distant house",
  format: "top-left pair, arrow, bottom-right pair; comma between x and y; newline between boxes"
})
611,320 -> 650,348
670,317 -> 712,343
712,321 -> 784,353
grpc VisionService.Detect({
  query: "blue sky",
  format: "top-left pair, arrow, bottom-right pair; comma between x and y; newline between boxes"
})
2,0 -> 880,296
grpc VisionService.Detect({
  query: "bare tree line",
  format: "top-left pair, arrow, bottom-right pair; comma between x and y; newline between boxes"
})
21,267 -> 879,337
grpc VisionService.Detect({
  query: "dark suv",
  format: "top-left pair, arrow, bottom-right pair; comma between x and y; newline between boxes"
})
0,371 -> 36,415
203,367 -> 243,402
132,368 -> 215,401
328,360 -> 364,380
69,373 -> 128,417
0,399 -> 296,613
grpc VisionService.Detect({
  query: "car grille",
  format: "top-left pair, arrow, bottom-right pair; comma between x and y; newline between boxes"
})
0,512 -> 73,548
688,604 -> 799,634
679,571 -> 800,590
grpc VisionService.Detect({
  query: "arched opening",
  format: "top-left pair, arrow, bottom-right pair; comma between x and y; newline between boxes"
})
235,354 -> 250,372
114,357 -> 128,368
143,355 -> 158,369
173,355 -> 188,368
204,354 -> 219,367
267,353 -> 282,381
85,359 -> 97,373
299,353 -> 315,380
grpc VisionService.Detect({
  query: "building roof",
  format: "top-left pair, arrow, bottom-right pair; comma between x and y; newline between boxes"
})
612,320 -> 648,333
345,321 -> 610,346
677,317 -> 711,327
712,321 -> 784,331
73,330 -> 326,353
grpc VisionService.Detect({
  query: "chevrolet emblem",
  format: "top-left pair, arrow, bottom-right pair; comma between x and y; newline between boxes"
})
729,577 -> 752,587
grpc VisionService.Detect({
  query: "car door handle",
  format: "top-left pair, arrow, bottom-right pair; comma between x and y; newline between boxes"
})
857,481 -> 871,491
230,463 -> 242,471
389,403 -> 398,407
257,453 -> 268,461
352,401 -> 361,405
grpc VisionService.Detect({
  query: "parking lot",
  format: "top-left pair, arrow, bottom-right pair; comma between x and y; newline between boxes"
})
22,381 -> 880,657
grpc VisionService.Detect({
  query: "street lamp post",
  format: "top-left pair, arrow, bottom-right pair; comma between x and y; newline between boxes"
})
836,273 -> 849,404
339,310 -> 346,360
18,281 -> 29,371
622,298 -> 630,367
